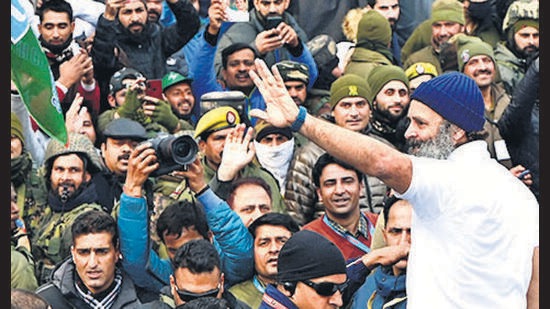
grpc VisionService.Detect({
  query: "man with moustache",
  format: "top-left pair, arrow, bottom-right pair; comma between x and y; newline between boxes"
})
348,196 -> 411,309
190,0 -> 317,125
494,0 -> 538,97
161,71 -> 198,127
368,0 -> 403,66
229,213 -> 301,308
456,35 -> 514,169
366,65 -> 410,151
91,0 -> 200,108
94,118 -> 149,212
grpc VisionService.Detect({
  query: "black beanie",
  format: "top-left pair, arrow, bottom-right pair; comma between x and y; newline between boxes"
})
277,230 -> 346,282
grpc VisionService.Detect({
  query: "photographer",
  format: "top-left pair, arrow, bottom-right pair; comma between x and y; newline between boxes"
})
117,134 -> 255,297
98,75 -> 192,139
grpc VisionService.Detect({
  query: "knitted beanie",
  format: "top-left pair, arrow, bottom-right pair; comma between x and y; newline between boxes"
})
329,74 -> 372,109
456,35 -> 495,72
367,65 -> 409,104
11,112 -> 24,145
431,0 -> 465,25
277,230 -> 346,282
356,10 -> 392,47
410,72 -> 485,132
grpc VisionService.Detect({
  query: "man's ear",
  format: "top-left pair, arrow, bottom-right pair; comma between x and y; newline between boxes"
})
450,125 -> 467,144
316,187 -> 323,202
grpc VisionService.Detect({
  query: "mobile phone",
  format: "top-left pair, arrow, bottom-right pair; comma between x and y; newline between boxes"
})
265,16 -> 283,30
145,79 -> 163,100
518,169 -> 531,180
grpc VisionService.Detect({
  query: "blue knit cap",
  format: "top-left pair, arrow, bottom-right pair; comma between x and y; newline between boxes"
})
410,72 -> 485,132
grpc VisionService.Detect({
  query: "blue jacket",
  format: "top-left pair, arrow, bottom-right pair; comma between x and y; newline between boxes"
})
189,23 -> 318,126
259,284 -> 299,309
349,266 -> 407,309
118,189 -> 253,293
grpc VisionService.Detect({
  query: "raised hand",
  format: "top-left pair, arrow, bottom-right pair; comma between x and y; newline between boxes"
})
65,93 -> 85,134
123,142 -> 159,197
207,0 -> 227,35
217,123 -> 256,181
249,59 -> 300,128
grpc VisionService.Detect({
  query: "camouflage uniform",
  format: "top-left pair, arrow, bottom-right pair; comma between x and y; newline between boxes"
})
31,133 -> 106,285
494,0 -> 539,96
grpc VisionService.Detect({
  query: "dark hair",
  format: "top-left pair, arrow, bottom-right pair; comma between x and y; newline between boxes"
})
248,213 -> 300,238
44,152 -> 91,190
221,42 -> 258,69
71,209 -> 118,248
227,177 -> 272,208
156,201 -> 210,243
11,288 -> 51,309
382,195 -> 403,227
181,296 -> 229,309
312,153 -> 363,187
38,0 -> 74,22
173,239 -> 221,273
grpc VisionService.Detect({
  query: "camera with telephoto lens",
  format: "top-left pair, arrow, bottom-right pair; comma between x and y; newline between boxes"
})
147,133 -> 199,177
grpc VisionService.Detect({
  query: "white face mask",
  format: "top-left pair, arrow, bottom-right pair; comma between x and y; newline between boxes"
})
253,138 -> 295,192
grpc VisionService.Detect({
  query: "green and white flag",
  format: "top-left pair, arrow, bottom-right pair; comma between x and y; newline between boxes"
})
11,0 -> 67,144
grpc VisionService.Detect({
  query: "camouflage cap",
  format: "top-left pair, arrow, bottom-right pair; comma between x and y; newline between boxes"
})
44,132 -> 105,174
162,71 -> 193,92
194,106 -> 241,139
306,34 -> 339,72
276,60 -> 310,85
109,67 -> 145,94
502,0 -> 538,33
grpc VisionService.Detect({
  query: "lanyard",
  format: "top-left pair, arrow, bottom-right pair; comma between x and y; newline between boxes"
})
322,213 -> 375,254
253,275 -> 266,294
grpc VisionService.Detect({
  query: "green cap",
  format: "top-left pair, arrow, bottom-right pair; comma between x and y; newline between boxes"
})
455,34 -> 495,72
356,10 -> 392,47
162,71 -> 193,91
431,0 -> 465,25
329,74 -> 372,109
368,65 -> 409,104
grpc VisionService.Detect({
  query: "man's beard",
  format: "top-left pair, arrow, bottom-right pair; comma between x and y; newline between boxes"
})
406,122 -> 455,159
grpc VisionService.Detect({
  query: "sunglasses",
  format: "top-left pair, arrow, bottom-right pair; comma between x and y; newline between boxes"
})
173,278 -> 221,303
301,279 -> 349,297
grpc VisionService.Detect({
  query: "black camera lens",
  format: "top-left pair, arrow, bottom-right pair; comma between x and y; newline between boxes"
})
147,133 -> 199,176
170,135 -> 198,165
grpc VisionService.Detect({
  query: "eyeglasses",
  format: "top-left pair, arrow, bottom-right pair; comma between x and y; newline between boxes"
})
174,280 -> 221,302
300,279 -> 349,297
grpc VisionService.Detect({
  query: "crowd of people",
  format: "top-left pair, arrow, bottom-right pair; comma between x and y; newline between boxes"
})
11,0 -> 539,308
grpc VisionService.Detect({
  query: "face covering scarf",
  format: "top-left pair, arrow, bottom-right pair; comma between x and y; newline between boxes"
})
253,138 -> 295,194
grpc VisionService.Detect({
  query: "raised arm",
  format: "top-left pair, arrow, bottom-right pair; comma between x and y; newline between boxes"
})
249,59 -> 413,194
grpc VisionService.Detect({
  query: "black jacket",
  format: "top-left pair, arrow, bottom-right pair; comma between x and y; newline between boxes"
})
497,57 -> 539,200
